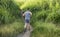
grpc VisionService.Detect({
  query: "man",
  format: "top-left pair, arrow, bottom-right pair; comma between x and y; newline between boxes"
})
23,8 -> 32,32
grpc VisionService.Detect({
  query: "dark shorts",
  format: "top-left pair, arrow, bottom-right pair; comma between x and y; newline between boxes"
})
25,19 -> 30,23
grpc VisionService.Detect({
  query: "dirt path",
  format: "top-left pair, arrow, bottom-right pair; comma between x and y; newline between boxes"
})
17,31 -> 31,37
22,31 -> 31,37
17,26 -> 33,37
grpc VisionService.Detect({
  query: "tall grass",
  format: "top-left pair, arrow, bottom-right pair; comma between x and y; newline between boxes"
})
0,0 -> 20,24
19,0 -> 60,37
0,0 -> 24,37
0,19 -> 24,37
0,0 -> 60,37
31,21 -> 60,37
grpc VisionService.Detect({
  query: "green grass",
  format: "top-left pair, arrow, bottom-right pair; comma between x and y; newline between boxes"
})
0,19 -> 24,37
31,21 -> 60,37
0,0 -> 60,37
16,0 -> 60,37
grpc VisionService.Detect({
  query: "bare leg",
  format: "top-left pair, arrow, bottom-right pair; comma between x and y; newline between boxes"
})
24,23 -> 27,32
24,23 -> 27,29
24,22 -> 32,31
26,23 -> 31,31
26,23 -> 33,32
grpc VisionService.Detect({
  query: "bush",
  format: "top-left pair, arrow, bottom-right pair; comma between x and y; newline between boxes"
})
20,0 -> 60,23
0,0 -> 20,24
31,21 -> 60,37
46,11 -> 60,23
0,21 -> 24,37
20,0 -> 49,12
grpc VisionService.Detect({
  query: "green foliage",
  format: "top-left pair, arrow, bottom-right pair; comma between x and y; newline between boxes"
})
46,11 -> 60,23
19,0 -> 60,37
31,21 -> 60,37
20,0 -> 60,24
0,0 -> 20,24
0,20 -> 24,37
0,0 -> 60,37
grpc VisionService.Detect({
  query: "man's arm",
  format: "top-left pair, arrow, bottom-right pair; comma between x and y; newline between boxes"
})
30,12 -> 32,16
23,13 -> 25,16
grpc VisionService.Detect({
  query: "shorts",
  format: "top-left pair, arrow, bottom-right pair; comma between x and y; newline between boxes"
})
24,19 -> 30,28
25,19 -> 30,23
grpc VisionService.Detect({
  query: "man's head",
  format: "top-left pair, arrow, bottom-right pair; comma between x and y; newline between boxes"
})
26,8 -> 30,11
27,8 -> 29,10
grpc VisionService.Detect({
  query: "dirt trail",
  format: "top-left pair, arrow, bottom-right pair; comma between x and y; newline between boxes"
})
17,26 -> 33,37
17,31 -> 31,37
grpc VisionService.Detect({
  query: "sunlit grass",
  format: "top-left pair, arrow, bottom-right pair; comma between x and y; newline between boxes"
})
0,0 -> 60,37
31,21 -> 60,37
14,0 -> 25,2
0,20 -> 24,37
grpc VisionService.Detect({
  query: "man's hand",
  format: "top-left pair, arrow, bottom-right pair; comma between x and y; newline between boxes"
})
22,14 -> 24,16
30,12 -> 32,16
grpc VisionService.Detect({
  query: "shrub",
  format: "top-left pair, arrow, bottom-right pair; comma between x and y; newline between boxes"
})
31,21 -> 60,37
0,21 -> 24,37
0,0 -> 20,24
46,11 -> 60,23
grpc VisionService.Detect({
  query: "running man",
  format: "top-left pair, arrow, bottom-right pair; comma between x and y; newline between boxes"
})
23,8 -> 32,32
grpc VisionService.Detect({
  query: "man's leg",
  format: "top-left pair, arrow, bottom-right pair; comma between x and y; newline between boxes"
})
24,23 -> 27,28
26,23 -> 33,32
26,23 -> 31,31
24,23 -> 27,32
24,19 -> 31,31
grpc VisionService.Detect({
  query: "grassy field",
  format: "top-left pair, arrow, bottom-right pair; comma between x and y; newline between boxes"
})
0,0 -> 60,37
0,19 -> 24,37
17,0 -> 60,37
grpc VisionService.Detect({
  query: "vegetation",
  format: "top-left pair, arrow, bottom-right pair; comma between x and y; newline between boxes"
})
0,20 -> 24,37
0,0 -> 20,24
0,0 -> 60,37
0,0 -> 23,37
